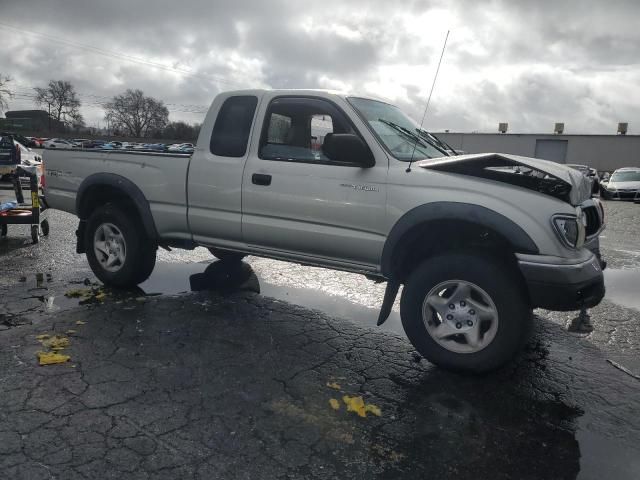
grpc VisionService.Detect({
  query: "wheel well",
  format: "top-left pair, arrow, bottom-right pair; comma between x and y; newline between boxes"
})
78,185 -> 140,222
390,220 -> 523,284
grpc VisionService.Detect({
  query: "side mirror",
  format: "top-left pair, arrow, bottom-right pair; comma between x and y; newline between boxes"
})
322,133 -> 375,168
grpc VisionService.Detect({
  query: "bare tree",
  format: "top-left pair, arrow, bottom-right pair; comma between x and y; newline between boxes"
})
0,73 -> 14,115
104,89 -> 169,138
34,80 -> 84,127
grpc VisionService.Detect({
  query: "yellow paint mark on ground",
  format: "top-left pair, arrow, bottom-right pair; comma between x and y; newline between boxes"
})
37,351 -> 71,365
342,395 -> 381,418
35,334 -> 50,341
326,382 -> 341,390
329,398 -> 340,410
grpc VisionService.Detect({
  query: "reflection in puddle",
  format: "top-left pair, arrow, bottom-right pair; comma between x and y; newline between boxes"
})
604,269 -> 640,311
139,261 -> 405,336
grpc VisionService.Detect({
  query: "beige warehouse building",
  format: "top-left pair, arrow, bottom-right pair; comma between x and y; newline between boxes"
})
435,132 -> 640,172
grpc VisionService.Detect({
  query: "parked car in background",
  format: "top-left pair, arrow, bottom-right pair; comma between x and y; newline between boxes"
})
25,136 -> 42,148
567,164 -> 599,194
43,138 -> 76,149
601,167 -> 640,200
100,142 -> 121,150
168,143 -> 195,153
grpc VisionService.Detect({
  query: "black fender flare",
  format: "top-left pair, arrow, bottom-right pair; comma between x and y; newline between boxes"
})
76,173 -> 158,241
380,202 -> 539,280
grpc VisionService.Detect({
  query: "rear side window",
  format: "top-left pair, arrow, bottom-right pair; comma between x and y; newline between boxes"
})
210,96 -> 258,157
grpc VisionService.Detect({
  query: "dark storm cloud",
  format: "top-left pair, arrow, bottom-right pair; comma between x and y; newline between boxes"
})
1,0 -> 639,132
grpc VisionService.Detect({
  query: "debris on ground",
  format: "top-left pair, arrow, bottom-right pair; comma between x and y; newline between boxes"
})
342,395 -> 382,418
607,359 -> 640,381
326,381 -> 341,390
37,351 -> 71,365
64,287 -> 107,303
76,320 -> 86,325
37,334 -> 69,351
36,333 -> 71,365
66,329 -> 77,334
329,398 -> 341,410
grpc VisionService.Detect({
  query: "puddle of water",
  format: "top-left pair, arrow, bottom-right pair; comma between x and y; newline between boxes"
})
139,261 -> 405,336
604,269 -> 640,311
577,416 -> 640,480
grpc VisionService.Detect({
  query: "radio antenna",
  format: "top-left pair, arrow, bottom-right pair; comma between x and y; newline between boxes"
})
406,30 -> 449,173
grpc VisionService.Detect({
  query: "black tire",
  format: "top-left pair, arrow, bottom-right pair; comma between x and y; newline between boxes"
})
400,252 -> 531,373
85,203 -> 157,288
208,247 -> 246,262
1,224 -> 6,237
41,219 -> 50,236
31,225 -> 39,244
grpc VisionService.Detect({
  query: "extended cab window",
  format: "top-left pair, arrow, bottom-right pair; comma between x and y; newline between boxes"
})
260,97 -> 353,164
210,95 -> 258,157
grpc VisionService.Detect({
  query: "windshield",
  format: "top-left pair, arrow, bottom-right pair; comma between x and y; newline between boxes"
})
611,171 -> 640,182
348,97 -> 449,161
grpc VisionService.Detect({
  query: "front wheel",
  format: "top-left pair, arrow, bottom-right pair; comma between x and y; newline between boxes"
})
85,204 -> 157,288
400,253 -> 531,373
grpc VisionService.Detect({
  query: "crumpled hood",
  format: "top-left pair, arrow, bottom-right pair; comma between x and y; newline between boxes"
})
418,152 -> 592,205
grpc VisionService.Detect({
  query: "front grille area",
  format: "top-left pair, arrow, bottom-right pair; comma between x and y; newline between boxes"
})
583,206 -> 601,236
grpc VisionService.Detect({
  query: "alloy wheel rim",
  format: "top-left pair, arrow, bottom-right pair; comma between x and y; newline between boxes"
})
93,222 -> 127,273
421,280 -> 499,354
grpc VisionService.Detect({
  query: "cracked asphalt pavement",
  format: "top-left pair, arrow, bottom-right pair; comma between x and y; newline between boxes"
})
1,196 -> 639,479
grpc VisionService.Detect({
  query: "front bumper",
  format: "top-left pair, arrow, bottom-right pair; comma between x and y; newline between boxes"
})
517,250 -> 605,311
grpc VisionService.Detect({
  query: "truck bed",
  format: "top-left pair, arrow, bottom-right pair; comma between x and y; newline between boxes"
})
44,148 -> 193,240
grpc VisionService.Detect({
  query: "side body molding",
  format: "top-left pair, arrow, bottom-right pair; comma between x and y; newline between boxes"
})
76,173 -> 158,241
380,202 -> 539,279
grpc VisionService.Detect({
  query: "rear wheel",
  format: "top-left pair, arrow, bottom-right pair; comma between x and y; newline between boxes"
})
400,252 -> 531,373
85,204 -> 157,288
208,248 -> 246,262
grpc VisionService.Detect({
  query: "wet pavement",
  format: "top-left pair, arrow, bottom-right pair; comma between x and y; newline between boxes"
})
0,200 -> 639,479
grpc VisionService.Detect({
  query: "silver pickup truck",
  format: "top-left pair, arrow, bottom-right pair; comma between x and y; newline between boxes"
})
44,89 -> 606,373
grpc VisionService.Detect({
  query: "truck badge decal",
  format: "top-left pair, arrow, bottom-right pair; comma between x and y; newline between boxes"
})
340,183 -> 379,192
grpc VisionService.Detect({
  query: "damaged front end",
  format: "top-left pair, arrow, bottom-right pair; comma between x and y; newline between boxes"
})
419,153 -> 592,205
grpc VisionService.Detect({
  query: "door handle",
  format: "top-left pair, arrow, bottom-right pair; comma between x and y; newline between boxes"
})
252,173 -> 272,186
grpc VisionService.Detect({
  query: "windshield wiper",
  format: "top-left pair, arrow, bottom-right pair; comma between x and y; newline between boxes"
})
378,119 -> 449,157
417,129 -> 457,155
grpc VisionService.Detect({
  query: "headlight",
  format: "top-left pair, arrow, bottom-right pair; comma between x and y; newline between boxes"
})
553,215 -> 585,248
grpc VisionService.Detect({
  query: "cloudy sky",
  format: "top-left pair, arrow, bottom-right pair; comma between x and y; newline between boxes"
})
1,0 -> 639,134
